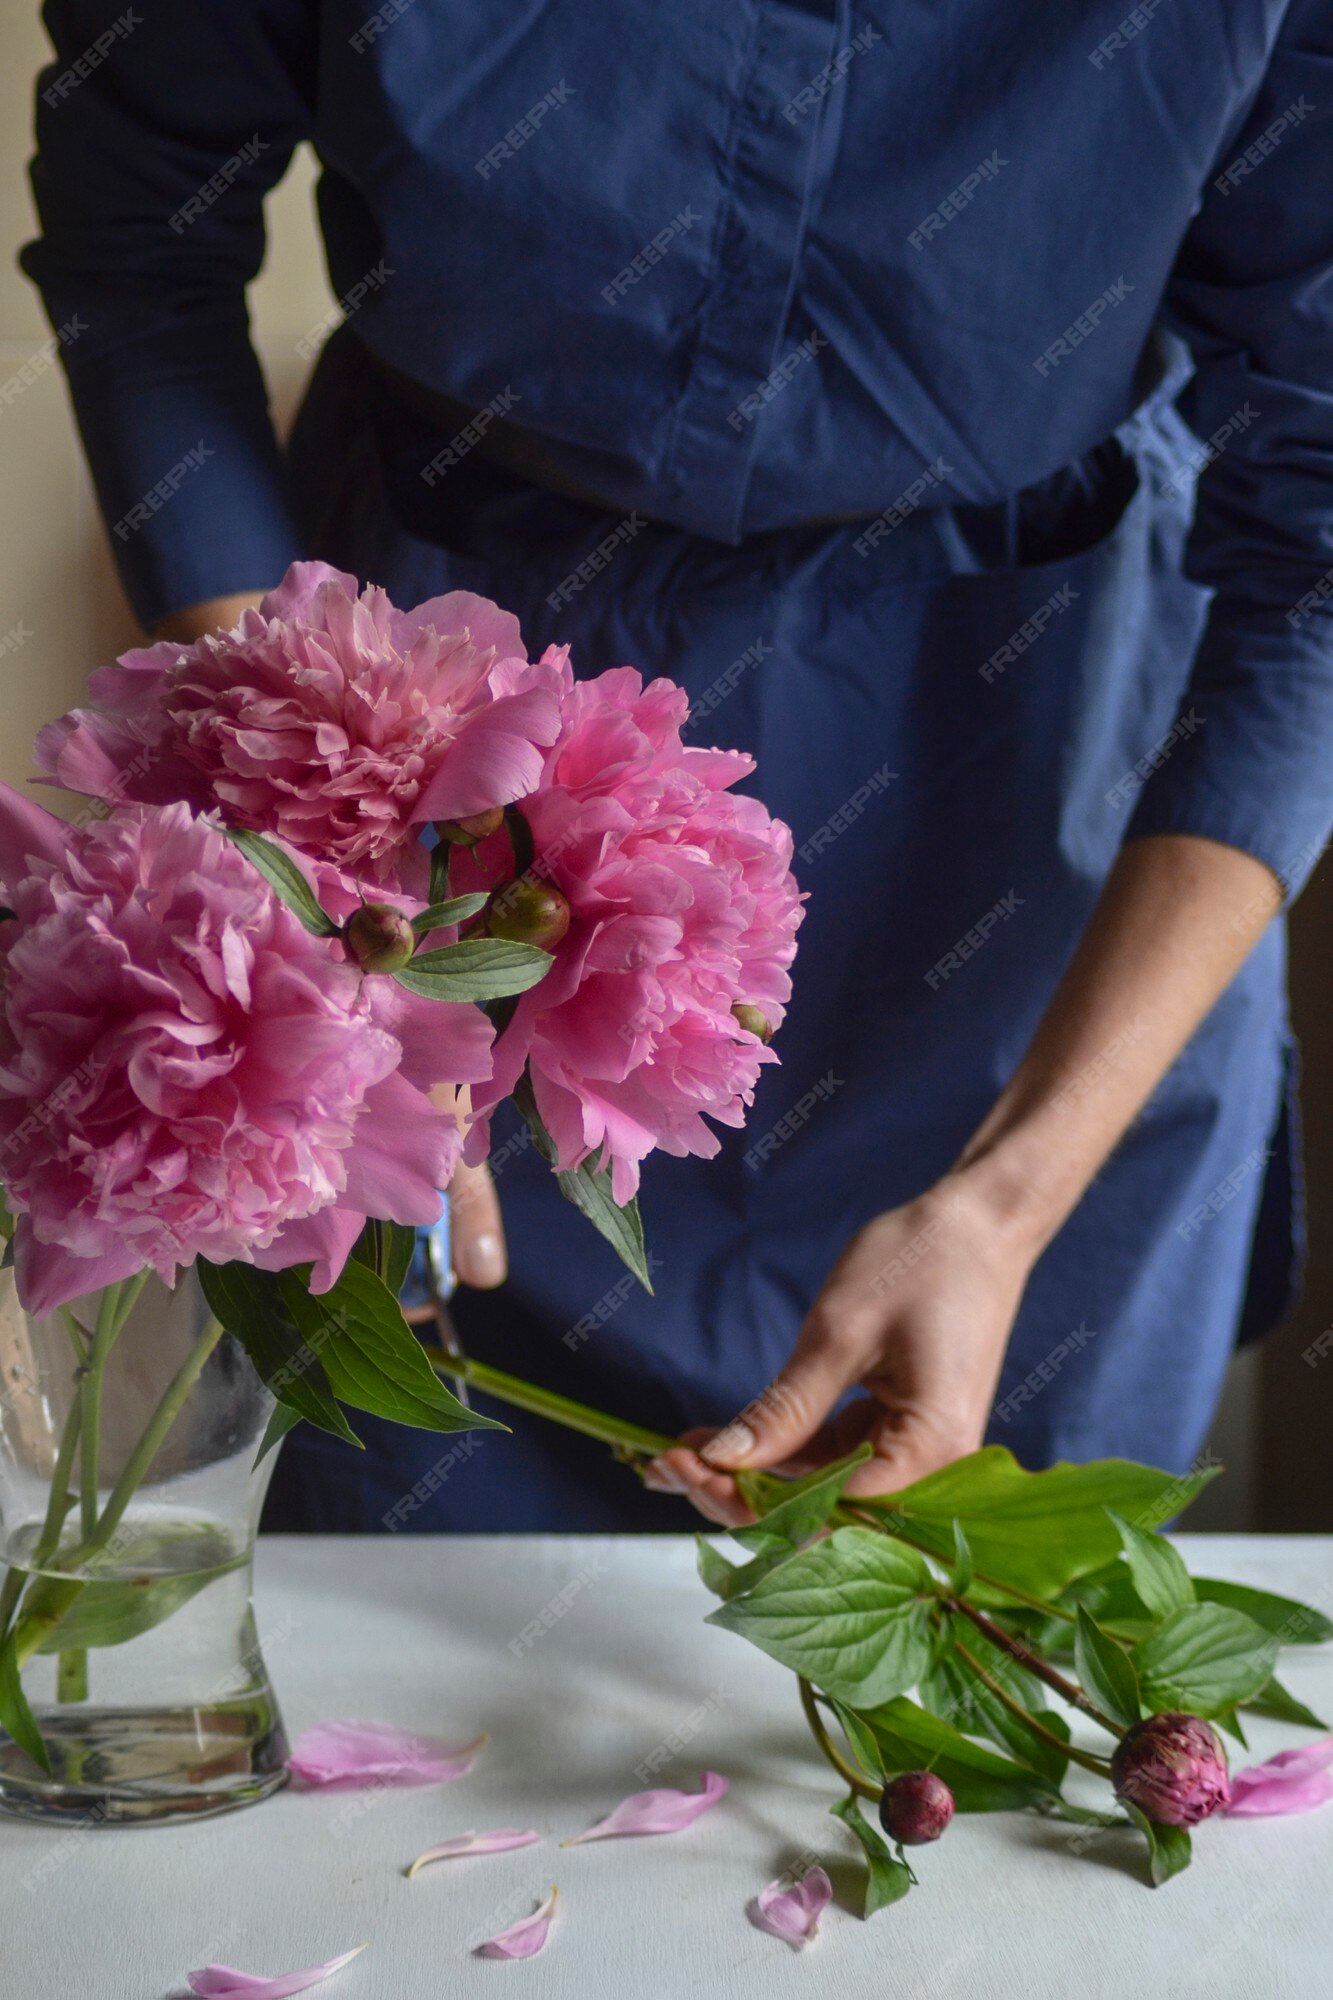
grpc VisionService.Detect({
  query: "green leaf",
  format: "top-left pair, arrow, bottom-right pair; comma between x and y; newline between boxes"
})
0,1631 -> 49,1773
393,937 -> 552,1002
949,1520 -> 973,1598
223,826 -> 338,936
196,1260 -> 362,1448
836,1695 -> 1057,1812
1194,1577 -> 1333,1646
1134,1604 -> 1278,1717
706,1528 -> 933,1706
732,1446 -> 873,1553
428,841 -> 452,905
829,1793 -> 914,1916
1107,1513 -> 1194,1620
555,1163 -> 651,1289
1123,1801 -> 1193,1888
1239,1673 -> 1328,1732
866,1448 -> 1219,1601
1212,1708 -> 1248,1748
411,893 -> 490,934
920,1650 -> 1070,1788
1074,1606 -> 1141,1729
349,1218 -> 419,1297
254,1399 -> 303,1466
693,1536 -> 790,1603
24,1558 -> 244,1653
281,1262 -> 504,1435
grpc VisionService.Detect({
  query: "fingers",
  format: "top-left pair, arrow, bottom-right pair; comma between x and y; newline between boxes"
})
839,1402 -> 983,1500
642,1446 -> 755,1528
695,1318 -> 855,1474
448,1158 -> 507,1288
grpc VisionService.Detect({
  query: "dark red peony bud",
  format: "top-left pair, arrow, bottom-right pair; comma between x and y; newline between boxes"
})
731,1002 -> 773,1043
1111,1713 -> 1230,1826
484,878 -> 571,951
434,808 -> 506,846
879,1771 -> 954,1846
343,902 -> 416,974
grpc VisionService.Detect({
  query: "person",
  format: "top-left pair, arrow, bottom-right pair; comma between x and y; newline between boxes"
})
21,3 -> 1332,1532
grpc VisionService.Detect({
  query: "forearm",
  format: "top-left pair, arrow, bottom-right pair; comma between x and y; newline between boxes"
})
951,833 -> 1282,1257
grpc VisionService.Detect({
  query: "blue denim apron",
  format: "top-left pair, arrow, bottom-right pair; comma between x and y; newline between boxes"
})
262,329 -> 1299,1532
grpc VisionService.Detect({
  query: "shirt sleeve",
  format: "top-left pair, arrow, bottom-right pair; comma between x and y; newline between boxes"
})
20,1 -> 315,631
1127,0 -> 1333,902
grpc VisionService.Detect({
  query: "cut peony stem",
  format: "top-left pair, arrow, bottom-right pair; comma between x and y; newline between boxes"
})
426,1348 -> 678,1459
798,1679 -> 880,1800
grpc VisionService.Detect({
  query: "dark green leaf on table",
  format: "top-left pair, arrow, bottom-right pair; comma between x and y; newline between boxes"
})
1239,1673 -> 1328,1732
830,1793 -> 914,1916
1123,1801 -> 1193,1888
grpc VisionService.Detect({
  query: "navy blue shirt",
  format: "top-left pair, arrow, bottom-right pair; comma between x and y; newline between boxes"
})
20,0 -> 1333,895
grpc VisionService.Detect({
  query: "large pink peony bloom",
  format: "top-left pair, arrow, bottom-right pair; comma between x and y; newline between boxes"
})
457,652 -> 804,1202
34,562 -> 561,889
0,787 -> 491,1315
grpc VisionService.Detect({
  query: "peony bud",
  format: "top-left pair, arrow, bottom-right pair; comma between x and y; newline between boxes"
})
878,1771 -> 954,1846
731,1002 -> 773,1043
434,808 -> 506,846
1111,1713 -> 1230,1826
343,902 -> 416,974
485,878 -> 571,951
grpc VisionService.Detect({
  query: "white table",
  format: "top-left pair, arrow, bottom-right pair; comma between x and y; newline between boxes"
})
2,1534 -> 1331,1999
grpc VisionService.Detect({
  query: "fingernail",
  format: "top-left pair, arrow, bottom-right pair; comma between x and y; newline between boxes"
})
459,1233 -> 506,1287
644,1459 -> 684,1494
700,1420 -> 755,1467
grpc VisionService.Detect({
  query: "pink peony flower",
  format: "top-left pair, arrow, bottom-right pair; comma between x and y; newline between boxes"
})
456,651 -> 804,1202
0,787 -> 490,1315
34,562 -> 561,889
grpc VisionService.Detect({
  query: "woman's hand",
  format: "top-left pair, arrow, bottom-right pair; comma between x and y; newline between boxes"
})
447,1156 -> 508,1288
644,1176 -> 1038,1525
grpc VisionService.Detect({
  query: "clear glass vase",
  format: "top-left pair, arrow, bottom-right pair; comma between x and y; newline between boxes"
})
0,1269 -> 289,1825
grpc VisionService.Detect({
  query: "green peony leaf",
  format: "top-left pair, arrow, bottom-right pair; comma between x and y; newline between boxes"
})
223,826 -> 339,936
1193,1577 -> 1333,1646
197,1259 -> 362,1449
281,1262 -> 504,1435
1122,1801 -> 1193,1887
0,1630 -> 49,1774
1074,1606 -> 1141,1729
732,1446 -> 873,1552
1107,1513 -> 1194,1620
920,1647 -> 1070,1788
411,892 -> 490,934
694,1536 -> 790,1603
349,1218 -> 419,1297
1240,1674 -> 1327,1731
865,1448 -> 1219,1601
393,937 -> 551,1002
829,1793 -> 914,1915
24,1558 -> 244,1653
1134,1604 -> 1278,1717
706,1528 -> 933,1705
834,1695 -> 1057,1812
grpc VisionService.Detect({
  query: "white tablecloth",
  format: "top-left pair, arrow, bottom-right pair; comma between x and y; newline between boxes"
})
2,1533 -> 1331,1998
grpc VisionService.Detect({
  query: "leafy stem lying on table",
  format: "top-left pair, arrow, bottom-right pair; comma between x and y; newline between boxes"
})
424,1348 -> 1331,1904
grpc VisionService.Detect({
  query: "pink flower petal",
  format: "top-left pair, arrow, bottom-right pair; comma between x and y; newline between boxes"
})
752,1867 -> 833,1949
1228,1734 -> 1333,1817
187,1941 -> 367,1998
563,1771 -> 729,1844
406,1829 -> 541,1877
476,1888 -> 558,1960
288,1721 -> 486,1789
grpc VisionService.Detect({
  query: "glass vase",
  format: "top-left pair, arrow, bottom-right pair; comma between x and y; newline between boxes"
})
0,1269 -> 289,1825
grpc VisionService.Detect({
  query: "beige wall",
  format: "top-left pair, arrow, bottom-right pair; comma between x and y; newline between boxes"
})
0,8 -> 335,796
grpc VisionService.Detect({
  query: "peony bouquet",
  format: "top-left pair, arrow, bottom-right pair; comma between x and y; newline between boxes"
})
0,562 -> 801,1800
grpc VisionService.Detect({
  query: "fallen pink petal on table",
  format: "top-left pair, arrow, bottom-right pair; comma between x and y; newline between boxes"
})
288,1721 -> 486,1788
187,1941 -> 367,1998
1228,1734 -> 1333,1817
563,1771 -> 729,1844
752,1867 -> 833,1949
407,1829 -> 542,1877
476,1887 -> 559,1960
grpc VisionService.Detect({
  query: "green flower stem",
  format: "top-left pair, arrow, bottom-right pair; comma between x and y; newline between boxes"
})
11,1316 -> 226,1670
425,1347 -> 678,1459
798,1677 -> 880,1801
945,1596 -> 1124,1738
951,1636 -> 1114,1777
56,1650 -> 88,1703
79,1280 -> 127,1538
